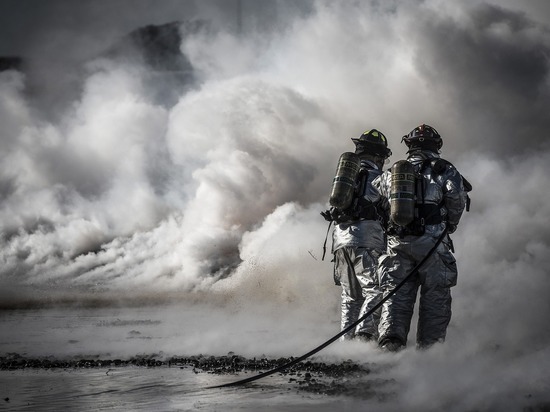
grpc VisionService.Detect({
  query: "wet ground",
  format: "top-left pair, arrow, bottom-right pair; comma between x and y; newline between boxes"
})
2,303 -> 550,411
0,353 -> 396,411
0,304 -> 399,411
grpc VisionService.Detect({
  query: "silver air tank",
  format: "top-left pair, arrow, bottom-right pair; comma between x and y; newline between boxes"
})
390,160 -> 415,226
329,152 -> 361,210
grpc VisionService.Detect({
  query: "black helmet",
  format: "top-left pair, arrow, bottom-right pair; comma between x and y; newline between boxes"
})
402,124 -> 442,151
351,129 -> 392,158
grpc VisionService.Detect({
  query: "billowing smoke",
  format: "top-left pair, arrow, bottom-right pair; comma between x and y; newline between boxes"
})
1,0 -> 550,409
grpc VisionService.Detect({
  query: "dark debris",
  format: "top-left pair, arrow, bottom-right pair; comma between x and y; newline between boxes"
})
0,352 -> 394,398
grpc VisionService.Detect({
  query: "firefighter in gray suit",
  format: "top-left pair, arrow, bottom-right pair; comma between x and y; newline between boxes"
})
322,129 -> 392,341
373,124 -> 469,351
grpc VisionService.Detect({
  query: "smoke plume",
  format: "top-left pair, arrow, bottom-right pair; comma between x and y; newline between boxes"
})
1,0 -> 550,409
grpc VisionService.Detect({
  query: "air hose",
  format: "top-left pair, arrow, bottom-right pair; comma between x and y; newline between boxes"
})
208,225 -> 449,389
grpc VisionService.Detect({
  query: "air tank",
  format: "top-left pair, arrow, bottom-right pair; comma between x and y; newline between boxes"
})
329,152 -> 361,210
390,160 -> 416,226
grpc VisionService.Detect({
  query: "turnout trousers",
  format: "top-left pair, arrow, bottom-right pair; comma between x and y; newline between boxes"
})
334,246 -> 382,340
378,230 -> 458,348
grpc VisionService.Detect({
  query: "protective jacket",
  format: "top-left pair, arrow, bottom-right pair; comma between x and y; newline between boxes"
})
373,150 -> 467,348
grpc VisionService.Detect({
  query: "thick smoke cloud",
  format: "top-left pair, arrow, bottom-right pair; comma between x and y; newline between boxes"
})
1,0 -> 550,409
409,2 -> 550,156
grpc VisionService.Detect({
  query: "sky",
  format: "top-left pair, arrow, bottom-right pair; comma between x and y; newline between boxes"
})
1,0 -> 550,409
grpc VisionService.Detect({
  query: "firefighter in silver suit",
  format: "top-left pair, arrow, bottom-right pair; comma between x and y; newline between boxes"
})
373,124 -> 469,351
322,129 -> 392,341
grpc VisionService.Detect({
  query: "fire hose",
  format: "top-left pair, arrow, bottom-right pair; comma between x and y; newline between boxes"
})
208,225 -> 449,389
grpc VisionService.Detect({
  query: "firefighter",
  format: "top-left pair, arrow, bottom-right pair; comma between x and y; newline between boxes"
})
322,129 -> 392,341
374,124 -> 469,351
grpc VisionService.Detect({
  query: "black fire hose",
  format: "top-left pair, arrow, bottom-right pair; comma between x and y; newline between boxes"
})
207,226 -> 449,389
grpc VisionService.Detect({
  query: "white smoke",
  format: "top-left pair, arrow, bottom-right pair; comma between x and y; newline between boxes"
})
1,0 -> 550,409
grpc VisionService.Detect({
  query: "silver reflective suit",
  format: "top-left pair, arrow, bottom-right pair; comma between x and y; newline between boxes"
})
332,160 -> 386,340
374,151 -> 467,348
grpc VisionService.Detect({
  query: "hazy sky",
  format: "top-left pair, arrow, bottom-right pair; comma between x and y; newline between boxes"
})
1,1 -> 550,409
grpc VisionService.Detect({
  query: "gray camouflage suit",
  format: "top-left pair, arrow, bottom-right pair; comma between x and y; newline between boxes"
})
332,160 -> 386,340
373,150 -> 467,348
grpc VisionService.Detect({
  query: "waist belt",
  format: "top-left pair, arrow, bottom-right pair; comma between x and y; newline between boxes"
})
388,203 -> 443,237
333,204 -> 379,224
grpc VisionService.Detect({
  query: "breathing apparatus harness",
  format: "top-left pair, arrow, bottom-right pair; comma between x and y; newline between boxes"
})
320,155 -> 386,260
320,130 -> 391,260
388,153 -> 472,238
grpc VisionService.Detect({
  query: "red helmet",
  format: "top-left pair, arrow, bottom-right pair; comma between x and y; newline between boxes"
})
402,124 -> 442,151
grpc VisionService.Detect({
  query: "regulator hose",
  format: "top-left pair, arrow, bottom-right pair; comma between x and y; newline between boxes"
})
208,225 -> 449,389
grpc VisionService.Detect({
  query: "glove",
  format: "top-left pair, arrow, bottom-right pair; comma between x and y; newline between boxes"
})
448,223 -> 457,234
321,209 -> 333,221
321,207 -> 346,222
